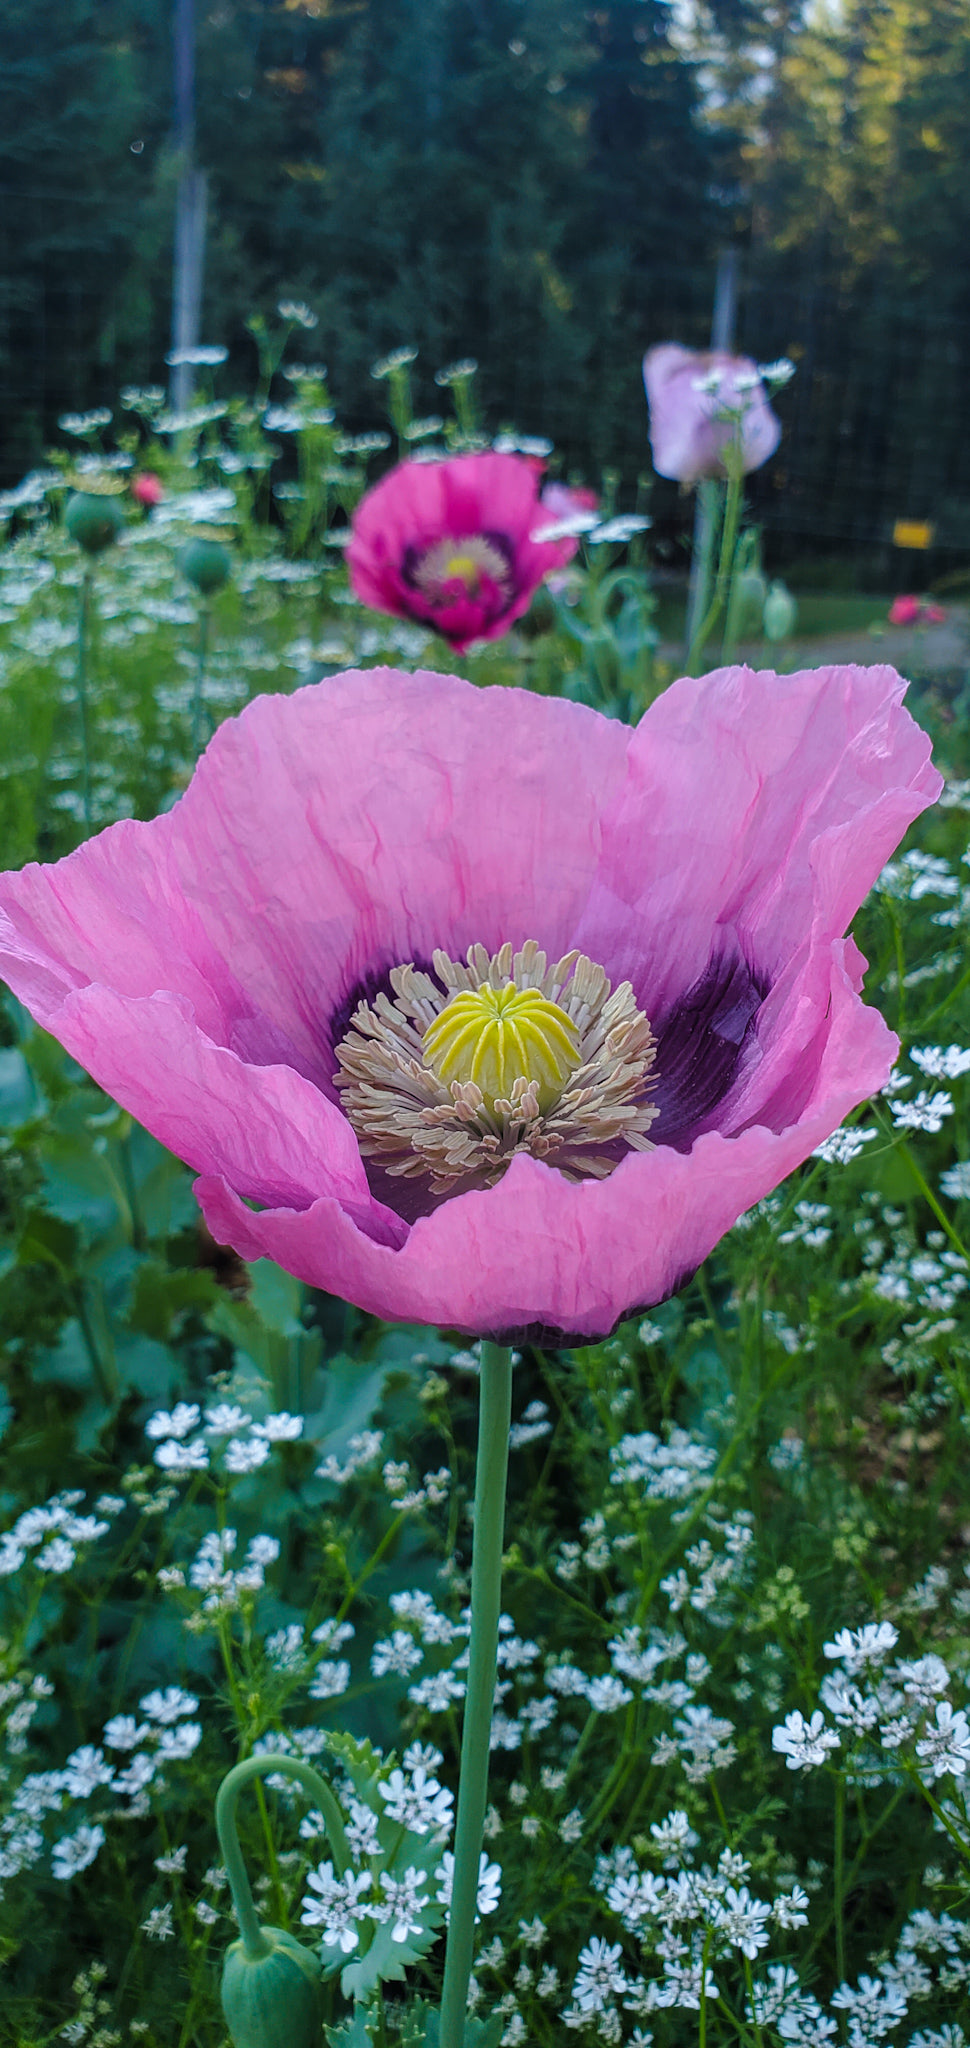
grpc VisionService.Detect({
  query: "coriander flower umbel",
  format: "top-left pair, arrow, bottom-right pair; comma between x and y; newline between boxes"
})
0,664 -> 938,1341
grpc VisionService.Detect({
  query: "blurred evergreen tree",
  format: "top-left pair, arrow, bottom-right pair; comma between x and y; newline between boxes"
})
0,0 -> 726,485
0,0 -> 169,472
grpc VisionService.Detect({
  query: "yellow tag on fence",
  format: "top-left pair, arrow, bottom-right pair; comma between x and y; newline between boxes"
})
893,520 -> 934,550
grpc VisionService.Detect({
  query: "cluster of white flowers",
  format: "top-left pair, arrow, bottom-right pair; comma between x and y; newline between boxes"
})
778,1199 -> 833,1248
146,1400 -> 303,1477
296,1741 -> 499,1958
0,1685 -> 202,1894
659,1513 -> 755,1622
880,851 -> 961,903
0,1489 -> 122,1579
771,1620 -> 970,1791
154,1526 -> 282,1617
609,1427 -> 717,1503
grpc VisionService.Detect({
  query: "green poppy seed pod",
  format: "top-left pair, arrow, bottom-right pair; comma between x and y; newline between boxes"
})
221,1926 -> 324,2048
179,535 -> 232,594
65,491 -> 125,555
763,579 -> 797,642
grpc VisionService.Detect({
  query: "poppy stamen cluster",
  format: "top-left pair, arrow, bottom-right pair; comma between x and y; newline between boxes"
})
405,533 -> 514,613
333,940 -> 658,1196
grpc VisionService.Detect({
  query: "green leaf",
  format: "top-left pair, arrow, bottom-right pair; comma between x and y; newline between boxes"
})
17,1206 -> 78,1275
422,2015 -> 503,2048
33,1317 -> 93,1390
0,1046 -> 41,1125
40,1132 -> 124,1240
339,1906 -> 443,2002
325,2005 -> 375,2048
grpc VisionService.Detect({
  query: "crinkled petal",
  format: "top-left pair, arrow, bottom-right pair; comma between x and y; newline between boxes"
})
0,659 -> 941,1340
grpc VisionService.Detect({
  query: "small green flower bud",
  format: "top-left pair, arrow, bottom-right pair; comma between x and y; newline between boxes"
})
179,534 -> 232,594
734,567 -> 768,634
221,1926 -> 323,2048
763,580 -> 797,642
65,491 -> 125,555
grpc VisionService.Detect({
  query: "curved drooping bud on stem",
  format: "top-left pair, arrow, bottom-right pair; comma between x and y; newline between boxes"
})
215,1752 -> 350,2048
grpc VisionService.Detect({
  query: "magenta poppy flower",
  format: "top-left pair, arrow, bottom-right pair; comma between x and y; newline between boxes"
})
643,344 -> 782,484
346,452 -> 578,652
131,471 -> 165,509
0,664 -> 938,1343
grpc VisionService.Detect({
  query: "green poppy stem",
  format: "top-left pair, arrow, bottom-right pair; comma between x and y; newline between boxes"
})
215,1752 -> 351,1961
192,602 -> 211,755
439,1339 -> 513,2048
687,462 -> 745,674
76,567 -> 94,827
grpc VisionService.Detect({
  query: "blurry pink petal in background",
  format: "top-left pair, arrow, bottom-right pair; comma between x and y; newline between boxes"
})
131,471 -> 164,507
889,594 -> 923,625
0,664 -> 939,1343
643,344 -> 782,483
346,451 -> 579,652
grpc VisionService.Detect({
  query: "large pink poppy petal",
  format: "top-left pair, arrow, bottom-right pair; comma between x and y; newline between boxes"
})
0,672 -> 631,1082
195,938 -> 894,1338
581,663 -> 939,1018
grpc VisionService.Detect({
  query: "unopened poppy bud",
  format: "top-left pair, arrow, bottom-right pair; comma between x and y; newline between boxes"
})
221,1925 -> 323,2048
65,490 -> 125,555
735,567 -> 768,633
762,580 -> 797,642
179,534 -> 232,594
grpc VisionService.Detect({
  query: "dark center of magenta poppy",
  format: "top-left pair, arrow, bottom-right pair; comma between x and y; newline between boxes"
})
401,531 -> 516,613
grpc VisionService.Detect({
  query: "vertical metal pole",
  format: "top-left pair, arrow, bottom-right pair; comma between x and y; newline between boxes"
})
170,0 -> 207,416
685,249 -> 740,653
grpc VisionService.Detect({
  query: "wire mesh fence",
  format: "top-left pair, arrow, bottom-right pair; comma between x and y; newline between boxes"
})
2,186 -> 969,575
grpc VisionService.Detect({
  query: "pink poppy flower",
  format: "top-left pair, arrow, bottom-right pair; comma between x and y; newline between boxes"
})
0,664 -> 938,1343
538,481 -> 599,524
131,471 -> 165,508
346,452 -> 578,652
889,595 -> 922,626
643,344 -> 782,483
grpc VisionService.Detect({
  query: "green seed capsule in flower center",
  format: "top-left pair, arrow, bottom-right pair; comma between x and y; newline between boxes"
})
422,981 -> 582,1114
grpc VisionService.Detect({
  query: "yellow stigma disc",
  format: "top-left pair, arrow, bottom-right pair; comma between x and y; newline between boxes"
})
442,553 -> 481,591
423,982 -> 582,1113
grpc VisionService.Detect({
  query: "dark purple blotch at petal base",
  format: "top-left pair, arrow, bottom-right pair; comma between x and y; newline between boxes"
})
650,948 -> 768,1151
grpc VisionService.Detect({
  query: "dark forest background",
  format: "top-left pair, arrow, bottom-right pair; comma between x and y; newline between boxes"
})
2,0 -> 970,571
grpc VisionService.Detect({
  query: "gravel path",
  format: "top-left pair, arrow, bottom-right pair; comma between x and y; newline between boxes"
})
663,605 -> 969,680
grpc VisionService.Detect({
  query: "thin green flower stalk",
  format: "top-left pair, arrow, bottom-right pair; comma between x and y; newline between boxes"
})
438,1338 -> 513,2048
178,535 -> 231,753
76,566 -> 94,828
193,603 -> 211,756
722,526 -> 764,665
371,345 -> 419,457
687,455 -> 745,674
